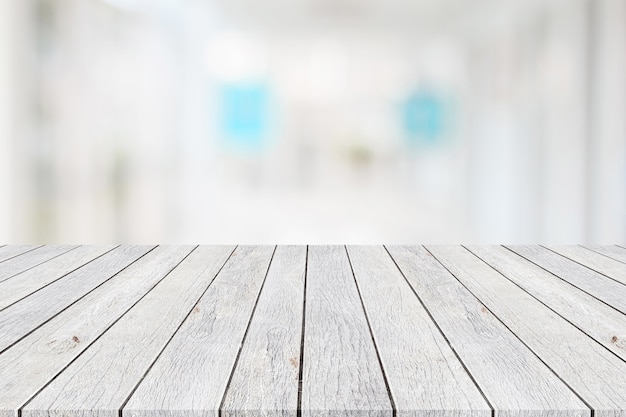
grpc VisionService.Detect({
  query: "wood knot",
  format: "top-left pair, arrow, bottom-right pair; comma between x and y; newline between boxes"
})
289,357 -> 298,368
72,336 -> 80,343
611,336 -> 619,343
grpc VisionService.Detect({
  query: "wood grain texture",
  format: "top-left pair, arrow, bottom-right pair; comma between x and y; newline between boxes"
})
123,245 -> 276,417
347,246 -> 490,417
507,245 -> 626,314
386,246 -> 587,417
0,245 -> 154,354
301,246 -> 392,417
0,245 -> 77,283
546,245 -> 626,285
0,245 -> 193,417
23,246 -> 235,417
582,245 -> 626,264
0,245 -> 41,263
428,245 -> 626,417
467,245 -> 626,360
0,245 -> 117,310
222,246 -> 306,417
1,245 -> 625,417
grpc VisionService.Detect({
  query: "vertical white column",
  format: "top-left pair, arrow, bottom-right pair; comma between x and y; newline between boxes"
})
538,0 -> 588,242
0,0 -> 15,242
466,31 -> 533,242
587,0 -> 626,243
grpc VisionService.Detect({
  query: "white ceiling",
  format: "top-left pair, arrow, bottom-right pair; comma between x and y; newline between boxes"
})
99,0 -> 567,39
208,0 -> 563,36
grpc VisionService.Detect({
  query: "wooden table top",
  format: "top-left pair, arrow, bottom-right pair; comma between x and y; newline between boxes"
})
0,245 -> 625,417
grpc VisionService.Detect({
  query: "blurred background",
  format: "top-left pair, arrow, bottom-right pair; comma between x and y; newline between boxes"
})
0,0 -> 624,244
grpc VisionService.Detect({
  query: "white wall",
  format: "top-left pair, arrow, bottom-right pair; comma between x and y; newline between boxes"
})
2,0 -> 623,244
587,0 -> 626,243
539,0 -> 589,242
0,0 -> 15,242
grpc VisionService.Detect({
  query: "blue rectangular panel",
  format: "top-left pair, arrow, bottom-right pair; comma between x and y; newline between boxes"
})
219,83 -> 270,152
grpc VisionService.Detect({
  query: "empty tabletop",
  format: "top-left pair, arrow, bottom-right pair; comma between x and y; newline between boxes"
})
0,245 -> 625,417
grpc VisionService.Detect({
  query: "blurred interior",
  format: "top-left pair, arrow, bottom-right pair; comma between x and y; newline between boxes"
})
0,0 -> 624,243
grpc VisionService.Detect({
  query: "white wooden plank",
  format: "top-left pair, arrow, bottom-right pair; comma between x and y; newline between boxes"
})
467,245 -> 626,361
507,245 -> 626,314
0,245 -> 117,310
546,245 -> 626,285
0,245 -> 77,283
0,245 -> 155,354
123,245 -> 275,417
347,246 -> 491,417
222,245 -> 306,417
386,246 -> 588,417
301,246 -> 392,417
427,245 -> 626,417
0,245 -> 194,417
583,245 -> 626,264
23,245 -> 235,417
0,245 -> 42,263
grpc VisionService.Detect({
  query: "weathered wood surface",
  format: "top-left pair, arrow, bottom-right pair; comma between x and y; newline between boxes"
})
583,245 -> 626,263
387,246 -> 587,417
0,245 -> 193,417
0,245 -> 154,354
467,245 -> 626,361
507,245 -> 626,314
546,245 -> 626,285
23,246 -> 235,417
302,245 -> 391,417
0,245 -> 117,310
0,245 -> 77,283
427,245 -> 626,417
123,245 -> 275,417
0,245 -> 42,263
0,245 -> 625,417
221,245 -> 306,417
347,246 -> 490,417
